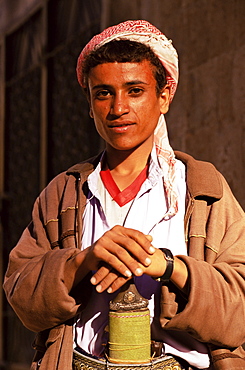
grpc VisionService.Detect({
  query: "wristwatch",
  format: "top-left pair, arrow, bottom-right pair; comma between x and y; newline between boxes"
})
154,248 -> 174,284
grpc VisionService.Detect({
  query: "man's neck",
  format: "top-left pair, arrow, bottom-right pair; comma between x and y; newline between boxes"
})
105,145 -> 152,191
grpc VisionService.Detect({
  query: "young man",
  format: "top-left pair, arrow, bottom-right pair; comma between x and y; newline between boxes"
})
3,20 -> 245,370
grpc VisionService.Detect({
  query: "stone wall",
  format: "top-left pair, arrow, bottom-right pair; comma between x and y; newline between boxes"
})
0,0 -> 40,33
101,0 -> 245,209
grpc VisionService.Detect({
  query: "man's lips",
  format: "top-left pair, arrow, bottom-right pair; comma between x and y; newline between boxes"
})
107,122 -> 136,133
108,121 -> 135,128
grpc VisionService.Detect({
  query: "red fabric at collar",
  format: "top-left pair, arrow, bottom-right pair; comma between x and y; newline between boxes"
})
100,165 -> 148,207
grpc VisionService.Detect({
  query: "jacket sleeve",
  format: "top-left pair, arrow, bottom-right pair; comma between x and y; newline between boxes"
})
161,175 -> 245,348
3,173 -> 89,333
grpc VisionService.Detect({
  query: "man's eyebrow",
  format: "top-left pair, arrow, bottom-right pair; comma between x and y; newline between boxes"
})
125,80 -> 148,86
91,81 -> 148,90
91,84 -> 111,90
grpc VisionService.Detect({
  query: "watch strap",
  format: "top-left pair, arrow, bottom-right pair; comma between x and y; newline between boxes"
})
155,248 -> 174,284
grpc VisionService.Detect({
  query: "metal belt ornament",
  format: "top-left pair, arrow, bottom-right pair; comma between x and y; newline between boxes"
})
108,280 -> 151,364
72,349 -> 183,370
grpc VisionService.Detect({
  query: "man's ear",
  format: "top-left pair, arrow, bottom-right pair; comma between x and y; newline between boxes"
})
89,107 -> 94,118
87,93 -> 93,118
159,85 -> 171,115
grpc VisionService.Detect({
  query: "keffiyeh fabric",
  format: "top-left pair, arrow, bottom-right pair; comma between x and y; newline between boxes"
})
77,20 -> 179,219
77,20 -> 178,101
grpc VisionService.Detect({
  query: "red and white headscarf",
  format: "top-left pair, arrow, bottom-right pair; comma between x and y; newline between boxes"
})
77,20 -> 179,219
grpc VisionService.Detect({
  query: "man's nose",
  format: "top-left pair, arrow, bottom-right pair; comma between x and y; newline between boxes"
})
110,93 -> 129,116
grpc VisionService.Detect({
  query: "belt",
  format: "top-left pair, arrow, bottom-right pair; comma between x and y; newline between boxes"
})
72,347 -> 185,370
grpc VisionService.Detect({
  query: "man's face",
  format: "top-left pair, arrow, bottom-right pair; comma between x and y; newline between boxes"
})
88,60 -> 170,155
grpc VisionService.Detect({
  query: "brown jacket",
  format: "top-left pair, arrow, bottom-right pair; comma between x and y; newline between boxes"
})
3,151 -> 245,369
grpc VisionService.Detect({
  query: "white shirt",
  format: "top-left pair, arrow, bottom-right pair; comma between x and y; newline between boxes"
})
74,147 -> 210,369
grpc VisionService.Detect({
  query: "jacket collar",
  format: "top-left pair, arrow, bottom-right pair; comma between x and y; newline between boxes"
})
66,154 -> 101,179
66,151 -> 223,201
175,151 -> 223,200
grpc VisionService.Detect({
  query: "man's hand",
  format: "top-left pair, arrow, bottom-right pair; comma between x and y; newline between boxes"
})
84,225 -> 155,279
91,247 -> 167,293
72,225 -> 188,294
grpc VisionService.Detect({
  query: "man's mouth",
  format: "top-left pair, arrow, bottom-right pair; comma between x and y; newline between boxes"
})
108,122 -> 135,128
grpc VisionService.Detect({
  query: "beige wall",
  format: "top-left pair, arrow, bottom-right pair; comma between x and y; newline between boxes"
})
101,0 -> 245,209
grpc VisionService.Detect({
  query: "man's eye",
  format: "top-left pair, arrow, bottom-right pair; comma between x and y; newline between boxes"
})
96,90 -> 111,99
129,87 -> 143,95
